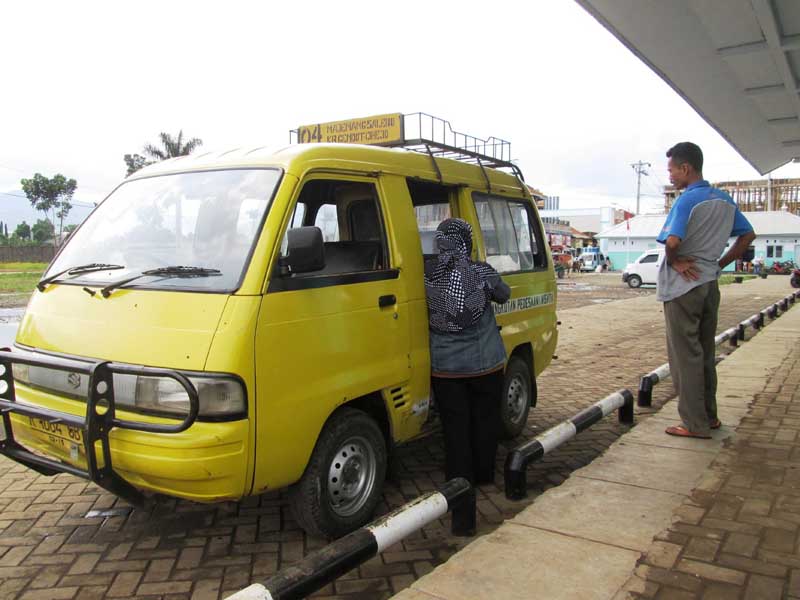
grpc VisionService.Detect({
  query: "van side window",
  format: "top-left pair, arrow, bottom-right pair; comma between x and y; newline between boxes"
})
280,179 -> 389,277
472,193 -> 546,273
406,180 -> 454,256
639,254 -> 658,264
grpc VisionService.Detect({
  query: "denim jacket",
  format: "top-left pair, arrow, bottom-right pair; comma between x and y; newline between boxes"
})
429,307 -> 507,377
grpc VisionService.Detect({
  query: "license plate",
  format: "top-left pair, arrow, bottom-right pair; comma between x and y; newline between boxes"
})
27,416 -> 85,462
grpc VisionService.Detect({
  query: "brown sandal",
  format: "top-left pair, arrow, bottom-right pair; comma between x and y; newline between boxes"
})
710,419 -> 722,430
665,425 -> 711,439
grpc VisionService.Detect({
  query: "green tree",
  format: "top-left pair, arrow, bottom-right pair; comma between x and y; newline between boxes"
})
32,219 -> 55,243
13,221 -> 31,241
124,153 -> 152,176
20,173 -> 77,246
124,130 -> 203,176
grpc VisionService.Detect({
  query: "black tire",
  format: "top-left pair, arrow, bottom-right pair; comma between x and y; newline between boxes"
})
499,356 -> 536,440
289,408 -> 387,539
627,274 -> 642,288
791,275 -> 800,289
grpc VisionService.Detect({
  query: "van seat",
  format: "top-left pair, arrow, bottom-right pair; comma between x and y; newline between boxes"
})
320,241 -> 381,275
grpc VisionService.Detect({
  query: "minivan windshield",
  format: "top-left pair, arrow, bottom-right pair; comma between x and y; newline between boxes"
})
47,168 -> 281,292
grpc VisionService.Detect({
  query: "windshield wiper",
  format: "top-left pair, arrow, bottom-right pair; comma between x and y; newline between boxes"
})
37,263 -> 126,291
100,265 -> 222,297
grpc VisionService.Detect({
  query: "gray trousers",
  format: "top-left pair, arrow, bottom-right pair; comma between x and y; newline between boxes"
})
663,280 -> 720,434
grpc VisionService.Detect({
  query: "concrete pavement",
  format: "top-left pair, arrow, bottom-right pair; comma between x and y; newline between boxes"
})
0,277 -> 794,599
392,292 -> 800,600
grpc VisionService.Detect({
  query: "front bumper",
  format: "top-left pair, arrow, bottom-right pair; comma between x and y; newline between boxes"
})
0,349 -> 233,505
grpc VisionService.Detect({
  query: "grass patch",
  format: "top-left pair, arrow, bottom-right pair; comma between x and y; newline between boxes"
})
0,272 -> 43,294
719,274 -> 756,286
0,262 -> 49,272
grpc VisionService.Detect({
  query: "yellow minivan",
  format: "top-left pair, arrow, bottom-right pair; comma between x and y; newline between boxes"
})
0,141 -> 557,538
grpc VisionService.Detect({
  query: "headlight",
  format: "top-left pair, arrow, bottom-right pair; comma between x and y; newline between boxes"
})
12,361 -> 244,419
12,363 -> 30,385
113,374 -> 245,418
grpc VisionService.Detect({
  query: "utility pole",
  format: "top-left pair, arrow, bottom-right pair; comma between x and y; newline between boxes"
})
631,160 -> 651,214
767,172 -> 773,211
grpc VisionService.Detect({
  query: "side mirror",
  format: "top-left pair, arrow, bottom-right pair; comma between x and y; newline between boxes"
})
284,226 -> 325,274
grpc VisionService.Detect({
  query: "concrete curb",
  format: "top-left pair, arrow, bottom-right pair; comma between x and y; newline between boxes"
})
391,301 -> 800,600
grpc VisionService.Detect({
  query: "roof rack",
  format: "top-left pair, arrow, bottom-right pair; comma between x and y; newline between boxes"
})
289,113 -> 524,181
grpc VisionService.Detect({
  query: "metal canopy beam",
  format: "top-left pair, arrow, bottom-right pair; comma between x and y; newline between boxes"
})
751,0 -> 800,145
575,0 -> 800,175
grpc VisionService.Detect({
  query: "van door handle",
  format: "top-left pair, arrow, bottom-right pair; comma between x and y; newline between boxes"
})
378,294 -> 396,308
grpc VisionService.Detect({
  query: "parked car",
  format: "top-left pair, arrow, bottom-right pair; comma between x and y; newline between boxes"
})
578,251 -> 604,272
622,249 -> 663,288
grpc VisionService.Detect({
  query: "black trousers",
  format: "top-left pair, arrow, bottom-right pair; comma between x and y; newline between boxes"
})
432,370 -> 503,486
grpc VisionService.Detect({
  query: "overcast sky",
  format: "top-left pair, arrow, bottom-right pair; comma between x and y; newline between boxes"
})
3,0 -> 800,219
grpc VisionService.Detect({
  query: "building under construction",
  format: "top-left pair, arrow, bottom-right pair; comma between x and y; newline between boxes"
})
664,178 -> 800,214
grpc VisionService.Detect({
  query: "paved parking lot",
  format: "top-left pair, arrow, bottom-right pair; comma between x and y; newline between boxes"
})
0,276 -> 792,600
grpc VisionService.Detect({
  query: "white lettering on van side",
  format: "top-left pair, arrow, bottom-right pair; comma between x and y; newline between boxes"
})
492,293 -> 554,316
411,396 -> 430,416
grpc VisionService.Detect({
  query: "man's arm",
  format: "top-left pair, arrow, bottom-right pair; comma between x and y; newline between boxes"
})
718,231 -> 756,270
664,235 -> 699,281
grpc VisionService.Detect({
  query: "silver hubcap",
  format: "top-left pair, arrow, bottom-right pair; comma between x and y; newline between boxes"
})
327,436 -> 376,517
506,375 -> 528,425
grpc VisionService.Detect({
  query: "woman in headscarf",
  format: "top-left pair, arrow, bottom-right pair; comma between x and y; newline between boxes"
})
424,218 -> 511,529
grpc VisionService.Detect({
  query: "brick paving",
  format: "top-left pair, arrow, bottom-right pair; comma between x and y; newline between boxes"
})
0,278 -> 791,599
623,326 -> 800,600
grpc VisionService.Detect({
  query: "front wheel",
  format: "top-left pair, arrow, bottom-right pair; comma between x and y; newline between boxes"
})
289,408 -> 387,539
791,275 -> 800,289
499,356 -> 536,440
627,274 -> 642,288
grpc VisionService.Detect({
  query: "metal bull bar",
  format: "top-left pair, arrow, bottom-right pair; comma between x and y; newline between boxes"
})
504,389 -> 634,501
225,478 -> 475,600
637,292 -> 798,407
0,349 -> 199,505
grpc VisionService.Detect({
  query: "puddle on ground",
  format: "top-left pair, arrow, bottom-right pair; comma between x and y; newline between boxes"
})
0,309 -> 24,324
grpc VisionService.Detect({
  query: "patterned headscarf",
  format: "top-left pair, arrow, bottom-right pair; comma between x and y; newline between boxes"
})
424,218 -> 499,333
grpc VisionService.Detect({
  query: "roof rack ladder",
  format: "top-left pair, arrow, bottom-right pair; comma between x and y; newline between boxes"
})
424,144 -> 444,184
476,157 -> 492,194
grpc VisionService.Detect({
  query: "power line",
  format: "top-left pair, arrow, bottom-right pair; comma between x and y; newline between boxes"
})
0,191 -> 96,208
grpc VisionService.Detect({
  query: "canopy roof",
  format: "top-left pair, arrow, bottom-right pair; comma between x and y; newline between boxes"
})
576,0 -> 800,174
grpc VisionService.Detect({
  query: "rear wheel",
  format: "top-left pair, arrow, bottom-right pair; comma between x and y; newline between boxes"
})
289,408 -> 387,539
627,274 -> 642,288
499,356 -> 536,440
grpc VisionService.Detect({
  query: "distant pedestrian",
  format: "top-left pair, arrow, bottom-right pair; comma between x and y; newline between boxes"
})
424,218 -> 511,534
658,142 -> 755,439
753,255 -> 764,275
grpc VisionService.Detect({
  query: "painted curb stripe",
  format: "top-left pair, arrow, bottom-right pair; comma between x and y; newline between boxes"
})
224,584 -> 273,600
596,392 -> 624,417
368,492 -> 449,552
538,421 -> 577,453
650,363 -> 671,384
570,405 -> 603,433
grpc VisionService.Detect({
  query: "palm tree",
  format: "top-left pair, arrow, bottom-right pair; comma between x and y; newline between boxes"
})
143,130 -> 203,161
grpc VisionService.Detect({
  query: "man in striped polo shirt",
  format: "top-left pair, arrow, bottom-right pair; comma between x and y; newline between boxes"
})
657,142 -> 756,439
